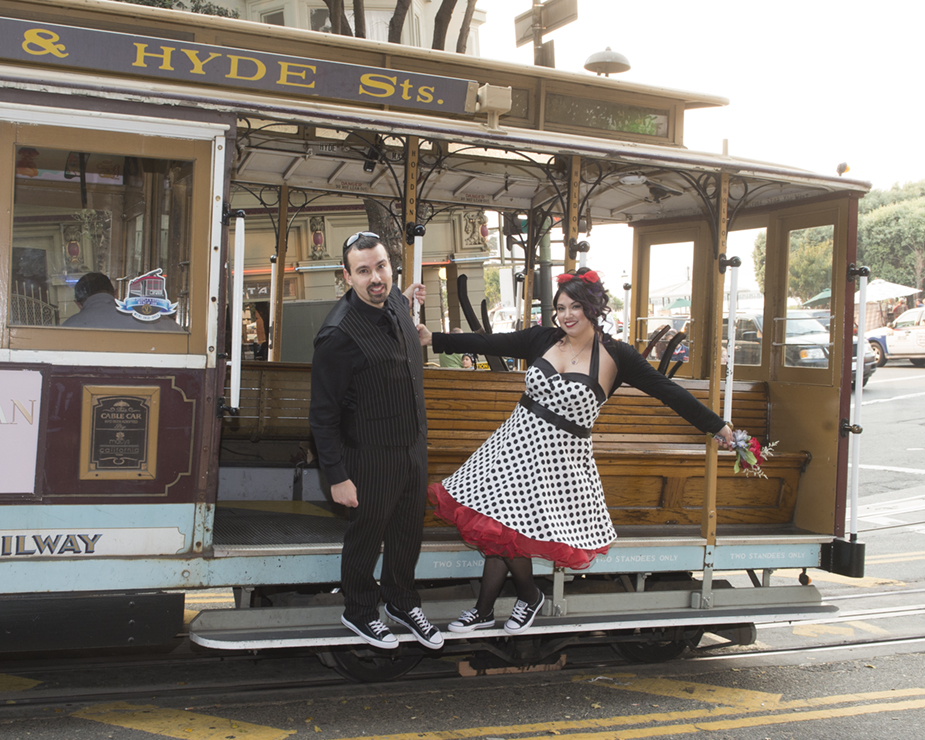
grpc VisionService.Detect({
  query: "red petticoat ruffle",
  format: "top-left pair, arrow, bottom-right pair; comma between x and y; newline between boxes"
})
427,482 -> 608,570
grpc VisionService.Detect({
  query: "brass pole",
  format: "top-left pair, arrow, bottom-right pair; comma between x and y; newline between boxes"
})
563,155 -> 581,273
271,182 -> 289,360
401,136 -> 420,293
702,173 -> 729,545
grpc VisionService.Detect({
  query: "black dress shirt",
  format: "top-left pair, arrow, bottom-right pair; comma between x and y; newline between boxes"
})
310,288 -> 407,485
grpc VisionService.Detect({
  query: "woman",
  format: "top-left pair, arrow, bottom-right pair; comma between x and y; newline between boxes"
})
417,268 -> 734,636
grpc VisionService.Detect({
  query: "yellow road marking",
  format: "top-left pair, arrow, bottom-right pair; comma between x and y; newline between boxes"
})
73,701 -> 295,740
864,554 -> 925,565
773,569 -> 903,588
866,550 -> 925,560
792,623 -> 857,637
723,568 -> 903,588
524,698 -> 925,740
844,620 -> 892,635
580,676 -> 782,710
333,685 -> 925,740
0,674 -> 41,692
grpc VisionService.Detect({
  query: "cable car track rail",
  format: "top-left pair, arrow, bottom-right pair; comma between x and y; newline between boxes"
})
4,629 -> 925,710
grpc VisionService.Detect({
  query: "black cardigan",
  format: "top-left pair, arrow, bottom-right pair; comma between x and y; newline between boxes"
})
432,325 -> 726,436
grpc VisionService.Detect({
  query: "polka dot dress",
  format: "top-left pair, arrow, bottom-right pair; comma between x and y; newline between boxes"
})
441,345 -> 617,552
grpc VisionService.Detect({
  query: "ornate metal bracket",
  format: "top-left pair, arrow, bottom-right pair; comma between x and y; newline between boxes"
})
568,238 -> 590,260
718,253 -> 742,275
840,419 -> 862,437
847,263 -> 871,282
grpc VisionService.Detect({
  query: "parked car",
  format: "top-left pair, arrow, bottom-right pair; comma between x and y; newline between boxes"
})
723,310 -> 877,386
865,308 -> 925,367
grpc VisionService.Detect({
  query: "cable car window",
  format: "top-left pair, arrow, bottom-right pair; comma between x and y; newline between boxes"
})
721,227 -> 767,368
783,224 -> 833,369
545,94 -> 669,138
9,147 -> 193,333
644,241 -> 693,365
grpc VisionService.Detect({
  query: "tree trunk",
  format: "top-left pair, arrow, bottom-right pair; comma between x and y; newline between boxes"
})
321,0 -> 353,36
432,0 -> 458,50
455,0 -> 478,53
353,0 -> 366,38
388,0 -> 412,44
363,199 -> 403,274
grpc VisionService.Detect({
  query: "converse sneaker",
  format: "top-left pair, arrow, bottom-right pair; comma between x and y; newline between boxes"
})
384,604 -> 445,649
340,614 -> 398,650
504,590 -> 545,635
448,607 -> 495,633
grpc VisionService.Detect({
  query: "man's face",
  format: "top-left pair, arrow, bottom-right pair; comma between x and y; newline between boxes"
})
344,243 -> 392,308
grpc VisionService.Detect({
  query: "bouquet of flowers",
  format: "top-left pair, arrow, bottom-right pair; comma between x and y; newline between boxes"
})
720,429 -> 778,478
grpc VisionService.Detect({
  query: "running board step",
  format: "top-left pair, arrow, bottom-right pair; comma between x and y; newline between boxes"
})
189,599 -> 837,651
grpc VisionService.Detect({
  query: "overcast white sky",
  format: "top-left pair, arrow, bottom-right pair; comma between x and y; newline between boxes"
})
476,1 -> 924,289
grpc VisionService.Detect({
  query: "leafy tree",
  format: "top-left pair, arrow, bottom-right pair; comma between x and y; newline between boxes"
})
114,0 -> 239,18
859,180 -> 925,215
752,227 -> 833,302
483,264 -> 501,309
858,197 -> 925,293
787,237 -> 833,302
752,179 -> 925,300
752,231 -> 766,291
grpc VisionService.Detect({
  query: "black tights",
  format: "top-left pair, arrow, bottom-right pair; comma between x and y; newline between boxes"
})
475,556 -> 538,616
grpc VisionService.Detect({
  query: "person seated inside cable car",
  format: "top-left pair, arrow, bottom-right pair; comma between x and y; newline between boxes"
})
62,272 -> 184,331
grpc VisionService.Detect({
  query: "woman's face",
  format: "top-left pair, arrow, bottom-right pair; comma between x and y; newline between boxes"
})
462,355 -> 473,368
555,292 -> 593,337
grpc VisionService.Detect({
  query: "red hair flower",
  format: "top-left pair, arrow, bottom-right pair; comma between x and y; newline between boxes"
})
557,270 -> 600,285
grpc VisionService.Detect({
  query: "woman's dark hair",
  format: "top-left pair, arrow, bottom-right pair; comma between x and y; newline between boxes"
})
552,268 -> 611,328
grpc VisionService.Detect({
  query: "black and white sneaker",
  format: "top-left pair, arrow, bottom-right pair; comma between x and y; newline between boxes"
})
341,614 -> 398,650
384,604 -> 445,649
448,607 -> 495,633
504,590 -> 545,635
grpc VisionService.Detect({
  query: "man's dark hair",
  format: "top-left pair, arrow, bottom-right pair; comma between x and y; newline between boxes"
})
74,272 -> 116,304
342,232 -> 383,273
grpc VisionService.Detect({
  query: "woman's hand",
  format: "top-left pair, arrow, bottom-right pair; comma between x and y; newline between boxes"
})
417,324 -> 433,346
713,424 -> 735,450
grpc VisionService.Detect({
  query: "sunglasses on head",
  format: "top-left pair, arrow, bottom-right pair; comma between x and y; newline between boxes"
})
345,231 -> 380,248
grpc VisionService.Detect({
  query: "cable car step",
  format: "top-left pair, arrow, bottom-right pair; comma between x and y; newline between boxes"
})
189,600 -> 838,651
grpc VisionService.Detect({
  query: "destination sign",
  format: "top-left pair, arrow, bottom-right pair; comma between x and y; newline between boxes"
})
0,16 -> 478,115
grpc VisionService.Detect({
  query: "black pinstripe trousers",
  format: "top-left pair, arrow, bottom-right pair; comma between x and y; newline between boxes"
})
341,433 -> 427,622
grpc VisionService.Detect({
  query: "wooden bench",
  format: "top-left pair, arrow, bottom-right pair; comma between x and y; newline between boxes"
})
223,363 -> 809,527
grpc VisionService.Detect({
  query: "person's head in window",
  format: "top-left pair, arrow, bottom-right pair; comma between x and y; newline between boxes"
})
73,272 -> 116,307
62,271 -> 184,332
462,353 -> 475,369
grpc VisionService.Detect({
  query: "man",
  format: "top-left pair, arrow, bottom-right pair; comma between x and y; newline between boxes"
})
62,272 -> 184,331
309,232 -> 443,650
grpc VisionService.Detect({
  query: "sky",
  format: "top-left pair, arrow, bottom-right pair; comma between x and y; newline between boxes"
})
475,0 -> 925,291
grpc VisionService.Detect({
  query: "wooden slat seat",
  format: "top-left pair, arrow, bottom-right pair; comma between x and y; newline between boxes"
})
223,362 -> 808,527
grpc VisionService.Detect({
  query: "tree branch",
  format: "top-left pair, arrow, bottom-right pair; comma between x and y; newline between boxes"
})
353,0 -> 366,38
321,0 -> 353,36
456,0 -> 478,53
389,0 -> 412,44
432,0 -> 458,50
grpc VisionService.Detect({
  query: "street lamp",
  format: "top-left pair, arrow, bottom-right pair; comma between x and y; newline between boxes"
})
584,47 -> 631,76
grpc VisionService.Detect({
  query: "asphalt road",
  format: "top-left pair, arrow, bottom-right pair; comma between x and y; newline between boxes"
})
1,363 -> 923,739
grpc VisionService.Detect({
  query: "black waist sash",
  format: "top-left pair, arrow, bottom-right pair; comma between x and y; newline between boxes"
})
519,393 -> 592,438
